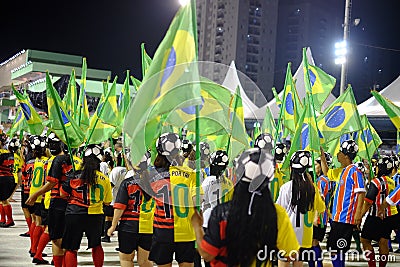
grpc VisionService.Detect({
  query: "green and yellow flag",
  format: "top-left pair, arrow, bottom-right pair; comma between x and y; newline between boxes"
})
77,58 -> 90,132
227,86 -> 250,161
317,86 -> 362,144
141,43 -> 153,79
123,1 -> 202,165
353,115 -> 381,161
371,90 -> 400,130
12,85 -> 44,135
98,76 -> 120,127
304,54 -> 336,112
7,107 -> 27,137
45,72 -> 85,148
164,78 -> 232,136
261,105 -> 276,138
118,71 -> 132,120
63,69 -> 78,118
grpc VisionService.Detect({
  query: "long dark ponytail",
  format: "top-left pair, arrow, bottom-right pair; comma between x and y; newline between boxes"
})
290,170 -> 315,214
226,179 -> 278,267
81,155 -> 100,185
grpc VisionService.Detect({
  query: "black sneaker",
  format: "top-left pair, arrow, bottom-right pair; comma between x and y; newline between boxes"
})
101,236 -> 111,243
20,232 -> 30,237
3,221 -> 15,227
394,248 -> 400,254
32,258 -> 50,265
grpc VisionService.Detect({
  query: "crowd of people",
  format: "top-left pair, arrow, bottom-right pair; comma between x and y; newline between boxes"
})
1,129 -> 400,267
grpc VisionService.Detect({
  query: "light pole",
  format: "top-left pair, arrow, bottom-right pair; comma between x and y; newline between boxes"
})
338,0 -> 352,95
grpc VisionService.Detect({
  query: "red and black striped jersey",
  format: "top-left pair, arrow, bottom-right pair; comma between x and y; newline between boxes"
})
365,176 -> 398,217
61,170 -> 112,215
0,149 -> 14,178
47,155 -> 81,200
114,175 -> 145,233
21,153 -> 35,194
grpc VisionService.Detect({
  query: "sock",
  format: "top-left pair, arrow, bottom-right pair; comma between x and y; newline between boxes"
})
388,239 -> 393,250
379,254 -> 388,267
25,216 -> 32,231
3,204 -> 13,224
31,225 -> 44,254
64,251 -> 77,267
365,250 -> 376,267
353,230 -> 362,252
29,222 -> 37,252
331,253 -> 344,267
92,245 -> 104,267
34,232 -> 50,260
313,245 -> 323,267
53,255 -> 63,267
0,203 -> 5,223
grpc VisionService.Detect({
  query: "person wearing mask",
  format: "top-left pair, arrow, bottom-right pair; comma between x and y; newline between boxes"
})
276,150 -> 325,267
192,148 -> 300,267
60,144 -> 112,267
26,133 -> 81,267
361,156 -> 399,267
328,140 -> 366,267
107,151 -> 153,267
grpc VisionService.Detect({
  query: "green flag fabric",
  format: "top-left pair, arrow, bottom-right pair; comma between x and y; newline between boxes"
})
7,107 -> 28,137
77,58 -> 90,132
63,69 -> 78,119
371,90 -> 400,130
317,86 -> 362,144
45,72 -> 85,148
12,85 -> 44,135
123,2 -> 202,165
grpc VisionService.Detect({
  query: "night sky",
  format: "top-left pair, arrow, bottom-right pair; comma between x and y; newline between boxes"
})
1,0 -> 400,104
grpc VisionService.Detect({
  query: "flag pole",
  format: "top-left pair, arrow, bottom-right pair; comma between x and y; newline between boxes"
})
303,49 -> 319,182
273,62 -> 292,151
226,86 -> 241,156
46,73 -> 76,172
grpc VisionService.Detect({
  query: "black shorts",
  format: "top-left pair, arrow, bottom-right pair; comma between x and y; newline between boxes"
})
103,205 -> 114,217
313,225 -> 327,242
48,208 -> 66,241
33,202 -> 43,216
118,231 -> 152,254
149,240 -> 195,265
21,192 -> 35,213
361,215 -> 390,241
0,176 -> 16,201
384,213 -> 400,232
327,221 -> 353,252
41,208 -> 48,226
62,214 -> 103,250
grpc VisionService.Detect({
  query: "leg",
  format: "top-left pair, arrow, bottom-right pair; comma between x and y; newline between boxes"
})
361,237 -> 376,267
278,260 -> 290,267
52,239 -> 65,267
92,245 -> 104,267
119,251 -> 135,267
178,263 -> 193,267
33,226 -> 50,264
137,247 -> 153,267
378,238 -> 389,267
2,199 -> 14,226
64,250 -> 78,267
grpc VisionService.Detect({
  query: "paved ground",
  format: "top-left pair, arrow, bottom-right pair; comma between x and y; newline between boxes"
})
1,189 -> 400,266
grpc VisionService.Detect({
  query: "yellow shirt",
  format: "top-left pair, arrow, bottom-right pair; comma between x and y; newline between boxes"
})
13,153 -> 23,184
327,167 -> 342,183
170,165 -> 197,242
88,171 -> 113,214
139,196 -> 155,234
29,156 -> 48,203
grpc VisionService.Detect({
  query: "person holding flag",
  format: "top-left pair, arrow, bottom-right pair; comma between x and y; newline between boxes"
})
26,133 -> 82,267
145,132 -> 199,267
276,150 -> 325,266
60,144 -> 112,267
327,140 -> 366,267
107,152 -> 154,267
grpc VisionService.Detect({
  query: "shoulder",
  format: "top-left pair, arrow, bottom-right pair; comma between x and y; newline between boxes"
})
96,171 -> 110,181
210,202 -> 231,221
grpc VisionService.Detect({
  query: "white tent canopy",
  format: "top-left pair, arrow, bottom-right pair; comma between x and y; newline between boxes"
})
250,48 -> 337,119
358,75 -> 400,116
222,61 -> 262,119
